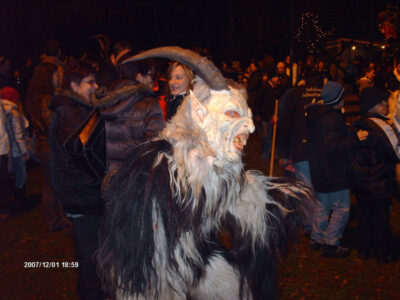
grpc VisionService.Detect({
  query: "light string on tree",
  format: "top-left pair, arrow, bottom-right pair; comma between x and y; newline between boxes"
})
295,12 -> 335,55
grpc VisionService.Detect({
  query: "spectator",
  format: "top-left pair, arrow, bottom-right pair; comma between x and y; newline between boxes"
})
0,87 -> 30,220
25,40 -> 70,232
350,87 -> 398,264
301,55 -> 315,81
357,66 -> 375,94
231,60 -> 243,82
221,60 -> 237,80
285,55 -> 299,87
246,60 -> 264,119
276,61 -> 291,93
306,81 -> 368,257
277,77 -> 323,234
309,59 -> 329,87
82,34 -> 117,88
101,56 -> 164,187
48,61 -> 107,299
258,71 -> 281,137
165,61 -> 194,121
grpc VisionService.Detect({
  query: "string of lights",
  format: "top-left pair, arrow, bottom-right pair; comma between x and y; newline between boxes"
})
295,12 -> 335,55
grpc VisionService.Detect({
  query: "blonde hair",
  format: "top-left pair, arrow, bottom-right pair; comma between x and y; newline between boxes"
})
167,62 -> 195,90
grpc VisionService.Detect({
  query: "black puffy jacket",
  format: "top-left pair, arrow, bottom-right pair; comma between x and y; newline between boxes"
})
306,103 -> 359,193
101,81 -> 164,172
349,113 -> 400,199
278,86 -> 322,162
49,89 -> 104,216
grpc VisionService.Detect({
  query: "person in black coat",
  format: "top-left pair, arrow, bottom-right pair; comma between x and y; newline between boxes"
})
278,79 -> 323,169
101,56 -> 165,189
306,81 -> 368,257
25,40 -> 71,232
350,87 -> 399,264
48,61 -> 107,300
277,78 -> 322,233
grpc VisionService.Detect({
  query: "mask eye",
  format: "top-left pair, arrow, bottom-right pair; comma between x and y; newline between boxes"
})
225,110 -> 240,118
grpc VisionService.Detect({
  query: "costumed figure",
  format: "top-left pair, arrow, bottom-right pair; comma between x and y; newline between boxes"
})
97,47 -> 313,300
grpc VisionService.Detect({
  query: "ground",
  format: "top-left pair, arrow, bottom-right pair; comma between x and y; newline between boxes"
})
1,132 -> 399,299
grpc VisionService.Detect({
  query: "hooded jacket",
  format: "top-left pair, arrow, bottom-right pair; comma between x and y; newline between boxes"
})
350,112 -> 400,199
306,103 -> 359,193
0,99 -> 29,157
101,80 -> 164,172
48,89 -> 104,216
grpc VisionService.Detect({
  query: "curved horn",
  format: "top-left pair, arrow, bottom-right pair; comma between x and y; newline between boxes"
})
122,46 -> 228,91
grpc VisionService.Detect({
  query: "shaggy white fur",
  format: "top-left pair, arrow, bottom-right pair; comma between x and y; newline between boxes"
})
189,255 -> 246,300
112,70 -> 310,300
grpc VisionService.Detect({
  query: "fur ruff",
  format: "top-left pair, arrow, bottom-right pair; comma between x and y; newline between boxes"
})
92,84 -> 154,108
55,84 -> 153,109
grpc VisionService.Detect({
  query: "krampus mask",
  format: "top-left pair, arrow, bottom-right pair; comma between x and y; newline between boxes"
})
97,47 -> 311,300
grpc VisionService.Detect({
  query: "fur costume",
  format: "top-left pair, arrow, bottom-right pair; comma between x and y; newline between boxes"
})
97,47 -> 313,300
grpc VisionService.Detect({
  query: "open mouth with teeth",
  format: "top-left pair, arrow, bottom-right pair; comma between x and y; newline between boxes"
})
232,133 -> 249,151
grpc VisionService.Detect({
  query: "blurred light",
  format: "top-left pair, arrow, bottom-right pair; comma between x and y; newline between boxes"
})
381,45 -> 385,49
351,46 -> 356,50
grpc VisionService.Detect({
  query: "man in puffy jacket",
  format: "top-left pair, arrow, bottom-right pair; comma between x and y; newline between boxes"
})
306,81 -> 368,257
101,55 -> 164,189
350,87 -> 398,264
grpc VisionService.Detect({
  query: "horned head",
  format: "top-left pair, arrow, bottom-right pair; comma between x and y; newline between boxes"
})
123,46 -> 255,164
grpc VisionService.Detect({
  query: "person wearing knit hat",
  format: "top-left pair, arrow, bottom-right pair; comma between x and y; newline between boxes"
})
1,86 -> 20,104
305,81 -> 368,257
359,87 -> 389,116
350,87 -> 397,264
321,80 -> 345,107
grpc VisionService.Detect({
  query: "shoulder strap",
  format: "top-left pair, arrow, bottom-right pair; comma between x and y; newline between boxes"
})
369,117 -> 400,159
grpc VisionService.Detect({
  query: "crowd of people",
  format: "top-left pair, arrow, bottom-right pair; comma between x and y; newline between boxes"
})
1,36 -> 400,299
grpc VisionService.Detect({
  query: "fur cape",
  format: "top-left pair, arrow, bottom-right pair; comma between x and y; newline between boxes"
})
97,134 -> 312,299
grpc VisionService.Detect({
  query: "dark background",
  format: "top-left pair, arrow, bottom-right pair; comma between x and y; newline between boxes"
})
0,0 -> 396,64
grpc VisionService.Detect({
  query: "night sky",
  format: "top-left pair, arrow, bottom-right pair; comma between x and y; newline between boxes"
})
0,0 -> 396,64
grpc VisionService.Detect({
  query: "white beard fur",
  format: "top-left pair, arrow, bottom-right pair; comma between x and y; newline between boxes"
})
114,81 -> 310,299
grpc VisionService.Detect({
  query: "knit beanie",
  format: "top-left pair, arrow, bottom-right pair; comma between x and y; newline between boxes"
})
1,86 -> 20,103
321,81 -> 345,106
359,87 -> 389,115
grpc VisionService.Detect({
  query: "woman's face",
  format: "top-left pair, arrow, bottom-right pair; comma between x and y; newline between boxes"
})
169,65 -> 190,96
